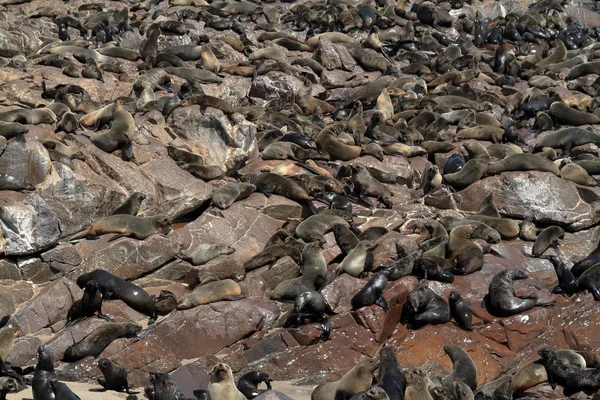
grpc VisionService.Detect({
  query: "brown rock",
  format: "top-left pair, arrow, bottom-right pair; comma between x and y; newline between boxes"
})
322,274 -> 365,314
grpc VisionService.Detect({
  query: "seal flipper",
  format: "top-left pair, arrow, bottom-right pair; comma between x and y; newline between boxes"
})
97,378 -> 107,390
223,295 -> 246,302
259,188 -> 273,198
97,312 -> 114,322
122,140 -> 133,162
320,317 -> 332,339
107,234 -> 127,242
375,297 -> 389,312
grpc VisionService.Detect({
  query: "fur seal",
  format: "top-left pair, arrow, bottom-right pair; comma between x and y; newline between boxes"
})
401,286 -> 451,329
443,154 -> 465,175
441,345 -> 477,391
283,291 -> 332,338
520,218 -> 538,241
70,215 -> 172,241
337,241 -> 372,277
404,370 -> 433,400
178,244 -> 235,266
0,327 -> 20,362
447,225 -> 484,275
482,268 -> 554,317
311,358 -> 378,400
242,173 -> 318,213
466,215 -> 519,240
511,349 -> 586,394
212,183 -> 256,209
572,240 -> 600,277
49,381 -> 79,399
421,165 -> 442,195
208,363 -> 246,400
351,164 -> 393,208
539,348 -> 600,395
486,154 -> 560,176
560,160 -> 597,186
549,102 -> 600,125
243,244 -> 302,271
332,224 -> 360,256
177,279 -> 242,309
0,122 -> 28,139
155,290 -> 178,316
349,387 -> 389,400
448,291 -> 472,331
534,128 -> 600,152
539,255 -> 578,295
532,226 -> 564,257
351,271 -> 389,311
148,372 -> 186,400
378,344 -> 406,400
63,322 -> 141,361
385,243 -> 414,280
0,377 -> 17,399
112,192 -> 146,216
237,371 -> 272,399
296,214 -> 350,244
578,264 -> 600,300
0,108 -> 56,125
32,345 -> 57,400
97,358 -> 130,393
66,280 -> 108,326
444,142 -> 490,190
76,269 -> 157,324
317,125 -> 362,162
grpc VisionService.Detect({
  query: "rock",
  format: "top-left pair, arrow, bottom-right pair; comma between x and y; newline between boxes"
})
253,256 -> 300,290
314,37 -> 342,70
0,280 -> 34,322
453,172 -> 600,231
322,274 -> 366,314
6,335 -> 40,367
17,257 -> 54,283
249,72 -> 303,108
168,106 -> 257,171
371,231 -> 419,268
40,244 -> 82,272
68,233 -> 179,280
12,277 -> 82,334
254,390 -> 295,400
0,137 -> 51,185
0,259 -> 21,280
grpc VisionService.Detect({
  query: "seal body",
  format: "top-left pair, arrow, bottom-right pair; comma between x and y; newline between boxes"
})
378,345 -> 405,400
77,270 -> 157,323
32,345 -> 57,400
236,371 -> 272,399
212,183 -> 256,209
63,322 -> 141,361
442,345 -> 477,390
311,358 -> 378,400
177,279 -> 242,309
351,271 -> 389,310
49,381 -> 79,400
98,358 -> 129,393
208,363 -> 246,400
448,291 -> 472,331
149,372 -> 186,400
401,287 -> 451,329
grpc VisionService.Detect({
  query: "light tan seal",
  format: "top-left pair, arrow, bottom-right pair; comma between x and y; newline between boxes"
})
0,326 -> 20,361
208,363 -> 247,400
177,279 -> 242,309
444,142 -> 490,190
69,215 -> 172,241
311,358 -> 378,400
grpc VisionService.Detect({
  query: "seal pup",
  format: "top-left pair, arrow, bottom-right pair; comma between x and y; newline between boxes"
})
66,280 -> 110,326
178,244 -> 235,266
401,287 -> 451,329
0,174 -> 35,191
336,240 -> 373,278
69,214 -> 172,241
532,226 -> 564,257
351,270 -> 389,311
0,327 -> 20,362
311,358 -> 378,400
148,372 -> 185,400
208,363 -> 246,400
155,290 -> 178,316
32,345 -> 57,400
482,268 -> 554,317
177,279 -> 242,309
0,377 -> 17,399
404,370 -> 433,400
76,270 -> 157,324
63,322 -> 141,361
243,244 -> 302,271
447,225 -> 484,275
295,214 -> 350,244
443,142 -> 490,190
212,183 -> 256,209
538,348 -> 600,395
283,291 -> 333,338
441,345 -> 477,391
237,371 -> 272,399
448,291 -> 472,331
97,358 -> 130,393
378,344 -> 406,400
112,192 -> 146,216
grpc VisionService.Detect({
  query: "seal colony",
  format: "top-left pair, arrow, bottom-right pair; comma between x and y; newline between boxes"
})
1,0 -> 600,398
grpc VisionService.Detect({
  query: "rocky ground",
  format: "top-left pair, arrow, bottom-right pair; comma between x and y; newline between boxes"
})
0,0 -> 599,399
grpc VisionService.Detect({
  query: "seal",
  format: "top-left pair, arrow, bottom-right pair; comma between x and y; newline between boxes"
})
404,370 -> 432,400
0,122 -> 28,140
482,268 -> 554,317
66,280 -> 109,326
443,142 -> 490,190
271,242 -> 327,302
63,322 -> 141,361
413,257 -> 454,283
511,349 -> 586,394
332,224 -> 360,255
351,164 -> 393,208
421,165 -> 442,195
243,244 -> 302,271
520,218 -> 538,241
385,243 -> 414,280
97,358 -> 130,393
448,291 -> 472,331
296,214 -> 350,244
0,326 -> 20,363
236,371 -> 272,399
311,358 -> 378,400
212,183 -> 256,210
453,382 -> 473,400
0,377 -> 17,399
349,387 -> 389,400
539,348 -> 600,395
317,124 -> 362,161
178,243 -> 235,266
441,345 -> 477,390
560,160 -> 597,186
401,286 -> 451,329
378,344 -> 405,400
32,345 -> 57,400
148,372 -> 186,400
539,255 -> 578,295
0,108 -> 56,125
49,381 -> 79,399
534,128 -> 600,152
486,153 -> 560,176
577,264 -> 600,300
178,163 -> 226,181
177,279 -> 242,309
155,290 -> 178,316
532,226 -> 564,257
112,192 -> 146,216
283,291 -> 333,338
572,240 -> 600,277
208,363 -> 246,400
242,173 -> 318,214
443,154 -> 465,175
69,214 -> 172,241
447,225 -> 484,275
467,215 -> 520,240
351,271 -> 389,311
549,102 -> 600,126
76,269 -> 158,324
336,241 -> 373,277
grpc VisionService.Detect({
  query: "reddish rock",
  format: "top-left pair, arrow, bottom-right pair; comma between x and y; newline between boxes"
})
321,274 -> 365,314
372,231 -> 419,268
12,277 -> 81,334
0,280 -> 35,322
